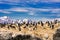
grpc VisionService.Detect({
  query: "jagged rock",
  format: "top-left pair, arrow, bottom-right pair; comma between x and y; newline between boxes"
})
43,33 -> 49,40
12,35 -> 42,40
0,31 -> 42,40
0,31 -> 12,40
53,28 -> 60,40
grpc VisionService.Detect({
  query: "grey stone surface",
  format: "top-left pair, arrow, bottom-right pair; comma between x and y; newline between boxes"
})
0,31 -> 12,40
12,35 -> 42,40
53,29 -> 60,40
0,31 -> 42,40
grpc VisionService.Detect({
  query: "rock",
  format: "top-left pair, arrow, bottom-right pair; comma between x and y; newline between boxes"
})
53,28 -> 60,40
43,33 -> 49,40
0,31 -> 12,40
12,35 -> 42,40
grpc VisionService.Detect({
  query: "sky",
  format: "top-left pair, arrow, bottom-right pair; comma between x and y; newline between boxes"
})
0,0 -> 60,21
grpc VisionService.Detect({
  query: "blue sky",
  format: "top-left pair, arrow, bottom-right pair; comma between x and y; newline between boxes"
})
0,0 -> 60,21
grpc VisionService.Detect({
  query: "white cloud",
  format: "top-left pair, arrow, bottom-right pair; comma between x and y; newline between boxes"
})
39,18 -> 55,22
0,10 -> 11,14
0,16 -> 8,20
0,7 -> 60,17
0,0 -> 20,3
28,11 -> 35,15
0,0 -> 20,5
55,18 -> 60,21
51,9 -> 60,13
9,8 -> 29,12
6,7 -> 36,16
56,13 -> 60,17
5,0 -> 20,3
47,0 -> 60,2
37,9 -> 49,11
21,8 -> 60,13
32,0 -> 60,2
0,0 -> 60,5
